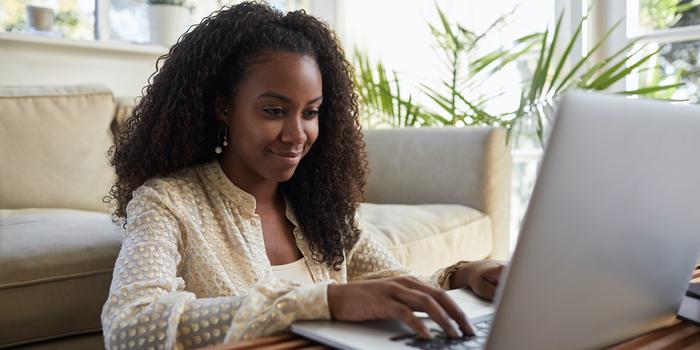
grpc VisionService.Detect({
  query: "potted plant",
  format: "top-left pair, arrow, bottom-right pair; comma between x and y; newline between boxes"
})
353,3 -> 690,236
353,3 -> 687,145
147,0 -> 191,47
26,5 -> 55,33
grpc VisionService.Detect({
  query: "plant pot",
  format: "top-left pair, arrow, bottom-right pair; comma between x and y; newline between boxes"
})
26,5 -> 55,32
147,4 -> 190,47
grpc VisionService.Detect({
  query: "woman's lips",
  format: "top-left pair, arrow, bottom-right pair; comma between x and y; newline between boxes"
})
269,150 -> 302,165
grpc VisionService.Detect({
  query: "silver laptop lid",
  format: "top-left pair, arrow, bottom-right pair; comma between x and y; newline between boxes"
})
488,91 -> 700,350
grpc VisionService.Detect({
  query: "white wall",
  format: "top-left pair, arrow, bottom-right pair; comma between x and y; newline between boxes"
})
0,0 -> 555,100
0,34 -> 164,97
0,0 -> 321,98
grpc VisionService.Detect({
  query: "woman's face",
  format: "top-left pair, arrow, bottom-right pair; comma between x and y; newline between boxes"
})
217,51 -> 322,185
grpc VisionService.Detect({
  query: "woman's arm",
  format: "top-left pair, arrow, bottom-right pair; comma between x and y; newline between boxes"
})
330,222 -> 474,339
101,183 -> 332,350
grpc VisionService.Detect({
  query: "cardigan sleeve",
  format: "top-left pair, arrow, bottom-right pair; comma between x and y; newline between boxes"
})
101,183 -> 332,350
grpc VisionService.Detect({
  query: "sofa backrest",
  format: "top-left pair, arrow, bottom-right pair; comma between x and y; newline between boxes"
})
0,84 -> 117,213
363,127 -> 512,259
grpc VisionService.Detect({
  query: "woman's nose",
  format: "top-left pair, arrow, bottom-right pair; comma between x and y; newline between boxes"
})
280,113 -> 307,145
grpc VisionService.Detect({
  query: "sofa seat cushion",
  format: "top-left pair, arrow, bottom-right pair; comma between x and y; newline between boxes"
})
0,209 -> 121,348
358,203 -> 493,275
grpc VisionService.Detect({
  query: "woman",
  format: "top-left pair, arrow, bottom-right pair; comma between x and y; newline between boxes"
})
103,2 -> 505,349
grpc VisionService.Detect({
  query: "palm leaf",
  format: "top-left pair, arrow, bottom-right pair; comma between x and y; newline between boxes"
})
539,10 -> 564,94
554,18 -> 624,94
584,45 -> 647,89
615,83 -> 684,95
578,40 -> 638,86
526,28 -> 549,108
594,47 -> 662,90
548,10 -> 586,93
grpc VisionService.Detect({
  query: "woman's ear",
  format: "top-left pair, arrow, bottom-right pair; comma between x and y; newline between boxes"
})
214,96 -> 230,122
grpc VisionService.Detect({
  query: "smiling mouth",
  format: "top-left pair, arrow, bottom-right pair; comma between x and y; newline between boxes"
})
268,150 -> 302,165
271,151 -> 302,157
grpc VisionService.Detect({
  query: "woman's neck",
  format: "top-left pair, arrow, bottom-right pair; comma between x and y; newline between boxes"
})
217,158 -> 281,213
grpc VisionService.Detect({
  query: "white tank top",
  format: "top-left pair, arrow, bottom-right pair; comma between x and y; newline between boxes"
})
271,258 -> 314,285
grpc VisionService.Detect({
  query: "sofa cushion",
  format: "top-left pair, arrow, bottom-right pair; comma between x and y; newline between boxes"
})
0,84 -> 116,213
0,209 -> 121,348
358,203 -> 493,275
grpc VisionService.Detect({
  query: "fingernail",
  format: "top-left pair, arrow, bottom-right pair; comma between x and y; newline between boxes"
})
464,324 -> 476,336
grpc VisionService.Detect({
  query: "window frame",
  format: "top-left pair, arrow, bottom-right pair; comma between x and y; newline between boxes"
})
95,0 -> 108,40
555,0 -> 700,91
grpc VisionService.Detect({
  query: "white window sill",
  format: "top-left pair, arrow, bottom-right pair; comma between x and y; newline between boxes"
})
0,32 -> 167,55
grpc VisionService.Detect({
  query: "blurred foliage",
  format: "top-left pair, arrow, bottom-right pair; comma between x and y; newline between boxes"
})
512,6 -> 682,144
1,0 -> 28,32
354,2 -> 683,145
640,0 -> 700,30
639,0 -> 700,103
354,5 -> 540,129
0,0 -> 93,39
55,9 -> 80,36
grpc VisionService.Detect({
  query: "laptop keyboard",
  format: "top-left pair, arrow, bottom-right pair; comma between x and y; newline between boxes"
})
389,316 -> 493,350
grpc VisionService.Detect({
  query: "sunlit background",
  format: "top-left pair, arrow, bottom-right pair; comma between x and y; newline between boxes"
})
2,0 -> 699,251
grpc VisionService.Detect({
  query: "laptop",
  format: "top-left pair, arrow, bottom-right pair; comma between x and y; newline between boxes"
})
291,91 -> 700,350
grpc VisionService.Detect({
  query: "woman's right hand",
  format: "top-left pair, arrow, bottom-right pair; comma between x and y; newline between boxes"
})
326,276 -> 475,339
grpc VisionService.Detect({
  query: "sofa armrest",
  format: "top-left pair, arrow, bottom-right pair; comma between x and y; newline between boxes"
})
363,127 -> 512,260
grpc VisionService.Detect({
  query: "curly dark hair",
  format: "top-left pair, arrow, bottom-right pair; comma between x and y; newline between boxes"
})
108,1 -> 366,270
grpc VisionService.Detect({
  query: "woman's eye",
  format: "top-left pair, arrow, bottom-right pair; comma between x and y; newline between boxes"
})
263,107 -> 285,116
304,110 -> 320,118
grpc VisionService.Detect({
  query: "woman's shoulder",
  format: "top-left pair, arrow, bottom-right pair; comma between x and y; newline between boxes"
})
142,167 -> 196,191
132,162 -> 209,208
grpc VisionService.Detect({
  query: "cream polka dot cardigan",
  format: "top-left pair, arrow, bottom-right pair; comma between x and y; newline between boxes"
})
101,161 -> 460,349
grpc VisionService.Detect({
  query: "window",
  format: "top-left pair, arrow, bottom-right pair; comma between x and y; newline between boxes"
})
635,0 -> 700,31
1,0 -> 95,40
109,0 -> 148,43
631,0 -> 700,103
0,0 -> 307,45
338,0 -> 555,116
563,0 -> 700,102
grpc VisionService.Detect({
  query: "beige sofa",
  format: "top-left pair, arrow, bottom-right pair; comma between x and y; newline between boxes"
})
0,84 -> 511,349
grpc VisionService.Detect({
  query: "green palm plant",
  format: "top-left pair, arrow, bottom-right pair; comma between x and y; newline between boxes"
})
354,2 -> 685,144
511,5 -> 684,144
422,6 -> 541,127
354,4 -> 541,128
353,50 -> 426,128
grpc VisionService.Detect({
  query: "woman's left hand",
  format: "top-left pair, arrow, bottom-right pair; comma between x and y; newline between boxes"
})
449,260 -> 507,301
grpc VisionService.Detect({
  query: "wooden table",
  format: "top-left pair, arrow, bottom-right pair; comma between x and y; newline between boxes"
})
202,269 -> 700,350
201,324 -> 700,350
